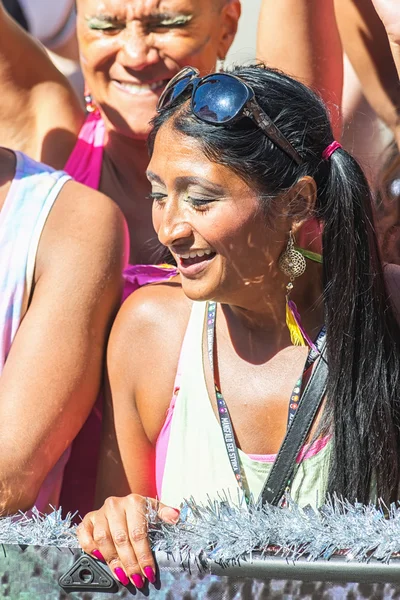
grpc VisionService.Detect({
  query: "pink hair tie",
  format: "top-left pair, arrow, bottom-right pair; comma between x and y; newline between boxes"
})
322,141 -> 342,160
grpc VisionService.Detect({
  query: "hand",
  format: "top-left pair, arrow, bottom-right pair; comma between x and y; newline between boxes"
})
370,0 -> 400,44
77,494 -> 180,589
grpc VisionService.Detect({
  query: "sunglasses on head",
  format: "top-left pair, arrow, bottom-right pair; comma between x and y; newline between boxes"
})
157,67 -> 304,165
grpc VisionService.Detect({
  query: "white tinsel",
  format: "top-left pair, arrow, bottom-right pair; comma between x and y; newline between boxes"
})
147,495 -> 400,564
1,497 -> 400,564
0,506 -> 78,548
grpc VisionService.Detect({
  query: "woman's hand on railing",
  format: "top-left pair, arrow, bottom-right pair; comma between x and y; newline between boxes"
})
77,494 -> 180,589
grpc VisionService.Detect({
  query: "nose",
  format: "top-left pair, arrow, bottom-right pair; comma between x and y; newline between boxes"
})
118,22 -> 159,71
156,200 -> 193,248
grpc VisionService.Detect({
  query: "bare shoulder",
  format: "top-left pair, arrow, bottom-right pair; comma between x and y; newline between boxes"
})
110,279 -> 191,363
384,263 -> 400,320
108,279 -> 191,437
36,179 -> 128,280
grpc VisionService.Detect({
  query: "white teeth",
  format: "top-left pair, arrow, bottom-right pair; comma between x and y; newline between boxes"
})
178,249 -> 214,260
114,79 -> 166,95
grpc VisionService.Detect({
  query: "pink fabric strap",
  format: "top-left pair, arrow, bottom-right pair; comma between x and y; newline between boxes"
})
155,306 -> 193,498
322,141 -> 342,160
64,112 -> 105,189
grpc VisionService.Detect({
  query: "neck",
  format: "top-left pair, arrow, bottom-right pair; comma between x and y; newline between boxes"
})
104,130 -> 150,187
222,259 -> 324,346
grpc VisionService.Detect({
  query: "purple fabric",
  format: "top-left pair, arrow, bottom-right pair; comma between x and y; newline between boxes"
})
123,264 -> 178,301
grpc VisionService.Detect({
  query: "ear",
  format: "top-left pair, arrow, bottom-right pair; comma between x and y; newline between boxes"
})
288,177 -> 321,252
217,0 -> 241,60
287,176 -> 318,226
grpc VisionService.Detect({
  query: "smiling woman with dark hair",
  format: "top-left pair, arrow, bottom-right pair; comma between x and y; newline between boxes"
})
77,64 -> 400,589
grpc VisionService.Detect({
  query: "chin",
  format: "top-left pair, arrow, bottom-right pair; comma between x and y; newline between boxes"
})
181,282 -> 215,303
115,119 -> 154,141
100,104 -> 155,140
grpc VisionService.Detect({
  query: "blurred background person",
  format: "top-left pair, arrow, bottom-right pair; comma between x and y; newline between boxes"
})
2,0 -> 82,95
0,145 -> 126,515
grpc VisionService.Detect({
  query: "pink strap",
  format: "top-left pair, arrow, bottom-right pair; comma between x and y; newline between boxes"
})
64,112 -> 105,189
322,141 -> 342,160
155,305 -> 193,497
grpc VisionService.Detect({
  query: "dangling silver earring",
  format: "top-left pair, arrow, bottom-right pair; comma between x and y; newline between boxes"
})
84,84 -> 96,113
217,57 -> 226,73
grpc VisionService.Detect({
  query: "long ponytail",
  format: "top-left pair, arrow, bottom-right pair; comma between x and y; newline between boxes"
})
319,149 -> 400,502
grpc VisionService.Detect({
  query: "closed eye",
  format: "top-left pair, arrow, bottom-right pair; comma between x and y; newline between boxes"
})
147,14 -> 193,30
148,192 -> 167,202
187,197 -> 214,206
86,17 -> 125,32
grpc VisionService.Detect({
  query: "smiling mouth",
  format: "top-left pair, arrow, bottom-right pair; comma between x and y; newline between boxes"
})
112,78 -> 170,96
178,251 -> 216,268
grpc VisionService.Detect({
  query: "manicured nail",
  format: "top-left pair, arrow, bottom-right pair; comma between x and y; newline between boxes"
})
160,507 -> 180,524
144,566 -> 156,583
92,549 -> 105,562
114,567 -> 129,586
131,574 -> 144,589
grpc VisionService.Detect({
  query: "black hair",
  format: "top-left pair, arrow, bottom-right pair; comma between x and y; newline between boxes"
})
149,64 -> 400,504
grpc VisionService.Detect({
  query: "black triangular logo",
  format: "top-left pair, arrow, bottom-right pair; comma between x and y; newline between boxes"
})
59,553 -> 118,593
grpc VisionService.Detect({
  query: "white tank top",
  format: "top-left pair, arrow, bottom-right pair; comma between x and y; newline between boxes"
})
160,301 -> 331,509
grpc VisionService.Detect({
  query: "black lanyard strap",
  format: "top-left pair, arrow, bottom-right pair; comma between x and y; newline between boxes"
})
260,344 -> 328,506
206,302 -> 250,495
206,301 -> 327,505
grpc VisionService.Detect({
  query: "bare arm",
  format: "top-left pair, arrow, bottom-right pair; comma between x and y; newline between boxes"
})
256,0 -> 343,139
368,0 -> 400,75
0,181 -> 127,513
335,0 -> 400,149
95,281 -> 189,506
78,283 -> 189,587
0,4 -> 83,167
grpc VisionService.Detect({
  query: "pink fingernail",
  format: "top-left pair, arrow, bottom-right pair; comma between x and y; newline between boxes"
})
92,550 -> 105,562
131,574 -> 144,589
114,567 -> 129,586
171,508 -> 180,521
144,566 -> 156,583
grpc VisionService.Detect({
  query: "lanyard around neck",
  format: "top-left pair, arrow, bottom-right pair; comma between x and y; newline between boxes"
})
206,301 -> 326,504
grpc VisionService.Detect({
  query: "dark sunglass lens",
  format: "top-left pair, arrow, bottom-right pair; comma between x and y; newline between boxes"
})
192,74 -> 249,123
158,74 -> 193,110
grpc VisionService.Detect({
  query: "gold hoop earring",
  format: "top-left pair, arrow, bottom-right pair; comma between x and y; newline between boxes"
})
278,231 -> 311,347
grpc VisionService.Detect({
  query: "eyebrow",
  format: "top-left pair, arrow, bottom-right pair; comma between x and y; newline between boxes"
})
146,171 -> 165,185
146,13 -> 193,22
86,12 -> 193,23
176,176 -> 225,194
146,172 -> 226,194
85,15 -> 122,23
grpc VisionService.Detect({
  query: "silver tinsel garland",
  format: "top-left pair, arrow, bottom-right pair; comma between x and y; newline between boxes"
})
0,507 -> 78,548
1,496 -> 400,564
148,495 -> 400,564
